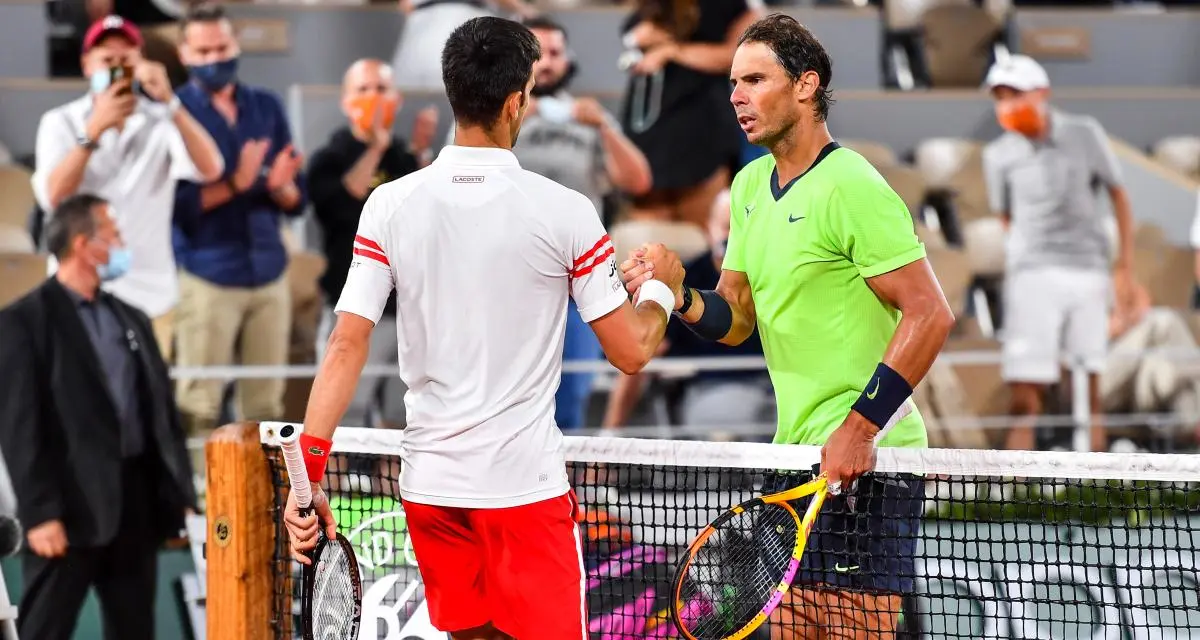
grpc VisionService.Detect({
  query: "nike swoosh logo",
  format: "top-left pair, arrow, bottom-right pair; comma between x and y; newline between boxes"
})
866,378 -> 880,400
788,214 -> 805,222
834,563 -> 860,573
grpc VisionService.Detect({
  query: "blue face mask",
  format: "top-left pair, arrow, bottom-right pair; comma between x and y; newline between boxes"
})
98,246 -> 132,282
189,57 -> 239,91
89,70 -> 112,94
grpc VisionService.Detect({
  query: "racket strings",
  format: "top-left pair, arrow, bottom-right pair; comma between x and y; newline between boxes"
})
678,503 -> 800,639
312,542 -> 359,639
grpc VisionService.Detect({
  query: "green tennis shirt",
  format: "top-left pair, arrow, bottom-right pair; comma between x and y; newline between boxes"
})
723,142 -> 928,448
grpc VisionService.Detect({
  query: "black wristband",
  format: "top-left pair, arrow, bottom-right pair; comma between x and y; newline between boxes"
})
851,362 -> 914,430
684,290 -> 733,341
676,286 -> 694,315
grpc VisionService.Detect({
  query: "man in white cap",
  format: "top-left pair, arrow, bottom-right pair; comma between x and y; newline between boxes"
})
981,54 -> 1136,453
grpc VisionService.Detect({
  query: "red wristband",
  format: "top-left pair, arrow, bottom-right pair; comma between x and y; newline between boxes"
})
299,433 -> 333,483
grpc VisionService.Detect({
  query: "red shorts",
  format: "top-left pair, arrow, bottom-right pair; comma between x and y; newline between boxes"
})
402,491 -> 586,638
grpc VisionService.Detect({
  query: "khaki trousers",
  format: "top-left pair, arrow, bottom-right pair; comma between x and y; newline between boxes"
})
174,270 -> 291,433
769,587 -> 904,639
151,308 -> 175,363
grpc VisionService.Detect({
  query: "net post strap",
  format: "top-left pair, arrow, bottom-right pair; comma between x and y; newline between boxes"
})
259,422 -> 1200,482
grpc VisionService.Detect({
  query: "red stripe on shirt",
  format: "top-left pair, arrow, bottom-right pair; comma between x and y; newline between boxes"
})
571,246 -> 614,278
573,235 -> 611,268
355,235 -> 384,253
353,247 -> 390,266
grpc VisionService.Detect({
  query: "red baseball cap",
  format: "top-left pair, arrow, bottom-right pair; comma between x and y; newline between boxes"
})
82,15 -> 144,53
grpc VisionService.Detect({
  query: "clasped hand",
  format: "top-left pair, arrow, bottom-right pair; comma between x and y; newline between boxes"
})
618,243 -> 686,310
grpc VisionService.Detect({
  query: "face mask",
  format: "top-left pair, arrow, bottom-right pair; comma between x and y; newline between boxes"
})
346,94 -> 398,133
90,70 -> 112,94
997,100 -> 1045,137
98,246 -> 132,282
89,66 -> 136,95
190,57 -> 240,92
536,96 -> 574,125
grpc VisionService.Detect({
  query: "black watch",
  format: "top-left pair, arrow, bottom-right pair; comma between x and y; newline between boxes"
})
676,286 -> 694,315
77,135 -> 99,151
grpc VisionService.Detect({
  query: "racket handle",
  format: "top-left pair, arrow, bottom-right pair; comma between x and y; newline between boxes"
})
278,424 -> 313,511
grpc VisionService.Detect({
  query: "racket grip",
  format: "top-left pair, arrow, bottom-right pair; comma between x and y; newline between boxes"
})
278,424 -> 313,511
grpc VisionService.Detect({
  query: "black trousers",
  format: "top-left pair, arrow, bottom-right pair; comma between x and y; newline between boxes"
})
18,457 -> 158,640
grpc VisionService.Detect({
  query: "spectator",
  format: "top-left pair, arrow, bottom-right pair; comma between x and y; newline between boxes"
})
0,194 -> 196,640
981,55 -> 1136,452
619,0 -> 761,228
602,190 -> 773,430
449,17 -> 654,428
172,4 -> 308,436
1103,277 -> 1200,441
392,0 -> 538,93
308,58 -> 436,429
85,0 -> 191,87
32,14 -> 223,360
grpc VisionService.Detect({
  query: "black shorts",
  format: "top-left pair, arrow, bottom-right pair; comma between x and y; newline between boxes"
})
757,467 -> 925,594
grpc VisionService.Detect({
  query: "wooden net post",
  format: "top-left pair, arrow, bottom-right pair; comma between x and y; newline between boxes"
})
206,422 -> 280,640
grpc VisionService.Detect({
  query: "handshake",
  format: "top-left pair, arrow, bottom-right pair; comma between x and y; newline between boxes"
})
620,243 -> 688,313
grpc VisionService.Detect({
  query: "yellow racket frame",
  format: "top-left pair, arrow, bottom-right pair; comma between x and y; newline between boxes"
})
670,474 -> 830,640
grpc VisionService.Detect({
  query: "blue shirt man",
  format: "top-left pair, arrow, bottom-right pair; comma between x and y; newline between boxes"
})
171,3 -> 306,434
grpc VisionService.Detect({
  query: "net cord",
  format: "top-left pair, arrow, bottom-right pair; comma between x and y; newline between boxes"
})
260,422 -> 1200,482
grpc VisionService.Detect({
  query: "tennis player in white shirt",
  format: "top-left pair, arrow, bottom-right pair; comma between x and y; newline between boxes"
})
283,17 -> 683,640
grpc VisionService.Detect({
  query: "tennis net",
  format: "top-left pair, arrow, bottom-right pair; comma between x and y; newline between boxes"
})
262,425 -> 1200,639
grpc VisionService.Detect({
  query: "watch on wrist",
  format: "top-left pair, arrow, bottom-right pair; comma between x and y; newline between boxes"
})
77,135 -> 99,151
676,286 -> 694,315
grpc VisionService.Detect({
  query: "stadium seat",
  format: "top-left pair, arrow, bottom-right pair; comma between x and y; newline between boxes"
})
878,162 -> 930,221
1151,135 -> 1200,179
0,224 -> 33,254
0,252 -> 47,309
609,219 -> 710,267
882,0 -> 1010,89
920,5 -> 1004,88
0,165 -> 35,230
961,217 -> 1005,278
1134,222 -> 1193,310
840,138 -> 899,169
915,137 -> 987,246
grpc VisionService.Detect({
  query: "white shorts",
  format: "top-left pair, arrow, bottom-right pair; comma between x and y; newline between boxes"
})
1001,265 -> 1110,383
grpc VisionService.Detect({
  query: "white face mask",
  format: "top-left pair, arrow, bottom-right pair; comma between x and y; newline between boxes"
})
536,96 -> 574,125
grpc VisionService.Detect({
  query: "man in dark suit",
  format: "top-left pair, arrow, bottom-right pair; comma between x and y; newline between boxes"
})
0,193 -> 196,640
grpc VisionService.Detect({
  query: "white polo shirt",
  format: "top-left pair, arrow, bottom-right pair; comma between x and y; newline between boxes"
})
336,145 -> 627,508
33,94 -> 209,318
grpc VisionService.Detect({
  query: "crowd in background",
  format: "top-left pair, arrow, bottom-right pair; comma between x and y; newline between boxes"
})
1,0 -> 1200,636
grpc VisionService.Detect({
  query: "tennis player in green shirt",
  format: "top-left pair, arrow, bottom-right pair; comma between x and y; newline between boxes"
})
622,14 -> 955,637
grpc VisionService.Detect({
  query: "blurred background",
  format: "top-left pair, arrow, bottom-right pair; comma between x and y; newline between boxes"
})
0,0 -> 1199,636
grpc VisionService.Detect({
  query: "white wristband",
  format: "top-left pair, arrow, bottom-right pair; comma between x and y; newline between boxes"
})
167,95 -> 182,115
635,279 -> 676,317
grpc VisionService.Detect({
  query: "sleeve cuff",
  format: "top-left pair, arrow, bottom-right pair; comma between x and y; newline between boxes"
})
857,243 -> 927,279
576,288 -> 629,323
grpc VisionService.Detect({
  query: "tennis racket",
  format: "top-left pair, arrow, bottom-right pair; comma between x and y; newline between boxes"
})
669,473 -> 829,640
279,424 -> 363,640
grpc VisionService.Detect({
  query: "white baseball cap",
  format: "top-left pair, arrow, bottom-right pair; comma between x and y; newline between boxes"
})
984,54 -> 1050,92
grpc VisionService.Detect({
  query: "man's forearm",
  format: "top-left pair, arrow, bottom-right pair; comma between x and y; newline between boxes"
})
200,181 -> 237,211
1110,186 -> 1135,270
880,305 -> 953,388
172,108 -> 223,182
302,331 -> 371,442
599,122 -> 652,196
342,146 -> 387,201
271,182 -> 302,211
44,147 -> 94,208
678,286 -> 755,346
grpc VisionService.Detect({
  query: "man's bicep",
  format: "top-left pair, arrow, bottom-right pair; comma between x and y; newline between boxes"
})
1087,120 -> 1124,187
864,257 -> 948,313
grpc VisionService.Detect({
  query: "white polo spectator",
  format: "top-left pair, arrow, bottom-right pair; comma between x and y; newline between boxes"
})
32,15 -> 223,359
